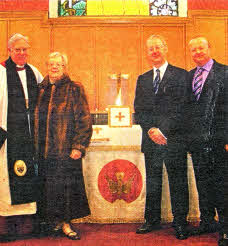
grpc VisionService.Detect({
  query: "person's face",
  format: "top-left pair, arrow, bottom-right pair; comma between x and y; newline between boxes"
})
9,39 -> 29,66
189,38 -> 211,66
47,56 -> 65,82
147,38 -> 168,68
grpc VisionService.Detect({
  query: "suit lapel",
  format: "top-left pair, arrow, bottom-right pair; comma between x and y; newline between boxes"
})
158,64 -> 174,93
143,69 -> 155,93
189,68 -> 196,83
159,64 -> 171,90
143,64 -> 179,95
189,68 -> 197,101
143,64 -> 175,95
199,61 -> 218,101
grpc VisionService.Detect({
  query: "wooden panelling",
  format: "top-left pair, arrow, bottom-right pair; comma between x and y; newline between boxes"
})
96,26 -> 140,111
0,20 -> 8,62
53,26 -> 96,111
9,19 -> 50,76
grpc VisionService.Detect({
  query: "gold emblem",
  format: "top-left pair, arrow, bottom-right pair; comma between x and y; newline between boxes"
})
105,172 -> 135,196
14,160 -> 27,176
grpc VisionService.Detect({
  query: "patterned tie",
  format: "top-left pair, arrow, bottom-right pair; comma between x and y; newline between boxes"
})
193,68 -> 204,100
153,69 -> 160,94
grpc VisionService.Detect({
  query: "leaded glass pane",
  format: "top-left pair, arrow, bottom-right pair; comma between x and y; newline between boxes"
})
58,0 -> 87,16
149,0 -> 178,16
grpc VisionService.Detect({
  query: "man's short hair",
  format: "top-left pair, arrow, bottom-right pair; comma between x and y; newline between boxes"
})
188,36 -> 211,48
48,52 -> 68,67
8,33 -> 29,49
146,35 -> 168,48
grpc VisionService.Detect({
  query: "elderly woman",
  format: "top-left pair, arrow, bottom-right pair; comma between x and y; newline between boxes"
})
34,52 -> 92,240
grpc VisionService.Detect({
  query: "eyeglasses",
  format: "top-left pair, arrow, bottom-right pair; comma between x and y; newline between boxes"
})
48,62 -> 64,68
148,45 -> 165,51
12,48 -> 29,53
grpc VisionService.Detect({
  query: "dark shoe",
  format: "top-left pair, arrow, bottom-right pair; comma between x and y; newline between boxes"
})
0,234 -> 17,243
190,220 -> 218,236
174,225 -> 188,240
49,222 -> 64,237
218,234 -> 228,246
38,222 -> 51,236
136,221 -> 161,234
33,222 -> 58,237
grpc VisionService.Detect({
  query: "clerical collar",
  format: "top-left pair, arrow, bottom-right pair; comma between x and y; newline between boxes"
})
16,65 -> 25,71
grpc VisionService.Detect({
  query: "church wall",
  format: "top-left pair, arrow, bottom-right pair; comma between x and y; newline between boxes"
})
0,10 -> 227,112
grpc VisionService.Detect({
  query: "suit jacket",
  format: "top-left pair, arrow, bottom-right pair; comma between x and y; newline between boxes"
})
134,64 -> 188,154
185,60 -> 228,152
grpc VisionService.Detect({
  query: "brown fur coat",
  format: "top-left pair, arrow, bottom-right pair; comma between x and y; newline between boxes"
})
34,75 -> 92,159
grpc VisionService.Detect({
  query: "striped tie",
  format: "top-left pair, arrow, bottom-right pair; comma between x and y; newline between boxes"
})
153,69 -> 160,94
193,68 -> 204,100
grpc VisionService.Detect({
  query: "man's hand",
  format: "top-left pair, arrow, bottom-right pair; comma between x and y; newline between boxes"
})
225,144 -> 228,152
148,128 -> 167,145
70,149 -> 82,160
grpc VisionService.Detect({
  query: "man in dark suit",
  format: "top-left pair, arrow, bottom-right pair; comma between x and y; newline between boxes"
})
134,35 -> 189,240
186,37 -> 228,246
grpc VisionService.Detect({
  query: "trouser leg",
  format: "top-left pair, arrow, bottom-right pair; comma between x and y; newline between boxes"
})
144,151 -> 164,222
165,149 -> 189,226
191,150 -> 216,223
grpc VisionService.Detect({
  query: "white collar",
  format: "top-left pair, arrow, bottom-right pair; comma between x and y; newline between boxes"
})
16,65 -> 25,68
153,61 -> 168,80
153,61 -> 168,73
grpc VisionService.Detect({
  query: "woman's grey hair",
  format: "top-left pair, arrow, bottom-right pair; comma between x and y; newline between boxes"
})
8,33 -> 29,49
48,52 -> 68,67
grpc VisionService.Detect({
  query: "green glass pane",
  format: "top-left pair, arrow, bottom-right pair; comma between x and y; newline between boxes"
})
58,0 -> 87,16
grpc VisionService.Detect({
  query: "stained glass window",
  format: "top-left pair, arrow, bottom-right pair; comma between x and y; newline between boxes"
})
50,0 -> 186,18
149,0 -> 178,16
58,0 -> 87,16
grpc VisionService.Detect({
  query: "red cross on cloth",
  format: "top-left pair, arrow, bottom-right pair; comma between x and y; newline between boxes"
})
115,112 -> 125,122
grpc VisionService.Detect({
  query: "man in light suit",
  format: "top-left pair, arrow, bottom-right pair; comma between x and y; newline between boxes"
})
186,37 -> 228,246
134,35 -> 189,240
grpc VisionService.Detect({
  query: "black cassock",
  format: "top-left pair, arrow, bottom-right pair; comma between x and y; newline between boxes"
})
5,57 -> 39,205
